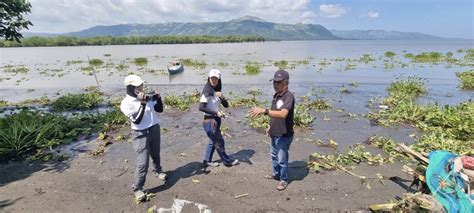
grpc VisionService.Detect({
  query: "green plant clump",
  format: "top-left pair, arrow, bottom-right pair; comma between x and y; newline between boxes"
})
245,62 -> 261,75
164,91 -> 200,111
367,77 -> 473,155
456,70 -> 474,89
133,57 -> 148,66
89,58 -> 104,66
52,93 -> 103,111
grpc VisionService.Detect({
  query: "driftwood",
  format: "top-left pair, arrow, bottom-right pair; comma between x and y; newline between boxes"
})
398,144 -> 428,164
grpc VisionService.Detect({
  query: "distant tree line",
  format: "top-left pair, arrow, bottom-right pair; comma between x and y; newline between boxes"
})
0,35 -> 266,47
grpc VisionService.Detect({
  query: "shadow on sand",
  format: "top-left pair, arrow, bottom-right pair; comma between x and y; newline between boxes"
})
148,149 -> 256,194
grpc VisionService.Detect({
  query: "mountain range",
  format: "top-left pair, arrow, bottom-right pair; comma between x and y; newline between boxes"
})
25,16 -> 442,40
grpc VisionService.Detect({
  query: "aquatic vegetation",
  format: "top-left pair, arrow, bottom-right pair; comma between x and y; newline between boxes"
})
384,51 -> 396,58
274,60 -> 288,69
0,100 -> 8,107
52,93 -> 103,111
217,61 -> 229,67
164,91 -> 200,111
464,49 -> 474,61
309,143 -> 393,171
66,60 -> 83,65
383,77 -> 426,106
89,58 -> 104,66
80,66 -> 94,75
366,136 -> 405,158
296,59 -> 310,65
344,63 -> 356,71
404,51 -> 458,63
300,96 -> 331,110
116,62 -> 129,71
0,106 -> 128,161
3,65 -> 29,74
368,77 -> 473,155
18,96 -> 51,106
247,114 -> 270,129
339,85 -> 351,94
181,58 -> 207,69
359,54 -> 375,64
456,70 -> 474,89
294,105 -> 315,127
244,62 -> 261,75
348,80 -> 358,87
230,96 -> 262,108
133,57 -> 148,66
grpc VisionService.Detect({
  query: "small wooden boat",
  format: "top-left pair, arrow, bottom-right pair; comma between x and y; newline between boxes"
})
168,61 -> 184,75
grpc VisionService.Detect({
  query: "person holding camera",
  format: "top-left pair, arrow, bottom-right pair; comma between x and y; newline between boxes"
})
199,69 -> 239,167
120,74 -> 167,202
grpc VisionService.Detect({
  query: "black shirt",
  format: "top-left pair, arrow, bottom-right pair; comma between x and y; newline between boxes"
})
269,90 -> 295,137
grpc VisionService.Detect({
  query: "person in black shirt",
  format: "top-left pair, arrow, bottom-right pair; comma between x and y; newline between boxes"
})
249,70 -> 295,191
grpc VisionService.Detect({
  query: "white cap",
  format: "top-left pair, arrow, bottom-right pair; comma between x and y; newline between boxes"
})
124,74 -> 144,86
208,69 -> 221,79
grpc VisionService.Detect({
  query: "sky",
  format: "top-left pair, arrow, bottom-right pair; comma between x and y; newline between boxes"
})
26,0 -> 474,39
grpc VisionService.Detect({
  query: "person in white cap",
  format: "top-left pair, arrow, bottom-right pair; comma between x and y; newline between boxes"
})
199,69 -> 239,167
120,74 -> 167,202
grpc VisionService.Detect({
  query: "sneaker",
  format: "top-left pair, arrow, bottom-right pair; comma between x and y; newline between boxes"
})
224,159 -> 239,167
153,171 -> 167,181
134,190 -> 146,201
203,160 -> 220,167
277,181 -> 288,191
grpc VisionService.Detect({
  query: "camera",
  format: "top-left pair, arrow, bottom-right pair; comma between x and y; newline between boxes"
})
144,92 -> 158,102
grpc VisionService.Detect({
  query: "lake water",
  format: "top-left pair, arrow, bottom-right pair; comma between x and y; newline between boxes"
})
0,39 -> 473,109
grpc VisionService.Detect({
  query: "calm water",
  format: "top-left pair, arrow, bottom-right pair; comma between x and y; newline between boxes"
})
1,39 -> 473,106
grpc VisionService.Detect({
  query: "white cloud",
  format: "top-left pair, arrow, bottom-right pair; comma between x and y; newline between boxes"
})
362,11 -> 380,19
26,0 -> 318,33
319,4 -> 347,18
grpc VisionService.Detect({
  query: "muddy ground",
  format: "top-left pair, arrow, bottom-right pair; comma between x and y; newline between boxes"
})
0,101 -> 420,212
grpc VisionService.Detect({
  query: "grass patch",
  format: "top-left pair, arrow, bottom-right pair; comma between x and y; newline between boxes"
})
52,93 -> 103,111
181,58 -> 207,69
245,62 -> 261,75
456,70 -> 474,89
133,57 -> 148,66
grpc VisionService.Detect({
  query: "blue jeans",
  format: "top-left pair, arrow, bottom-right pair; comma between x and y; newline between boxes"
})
203,117 -> 232,164
270,135 -> 293,182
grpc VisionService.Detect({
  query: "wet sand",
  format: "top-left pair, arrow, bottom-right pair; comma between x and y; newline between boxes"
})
0,101 -> 420,212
